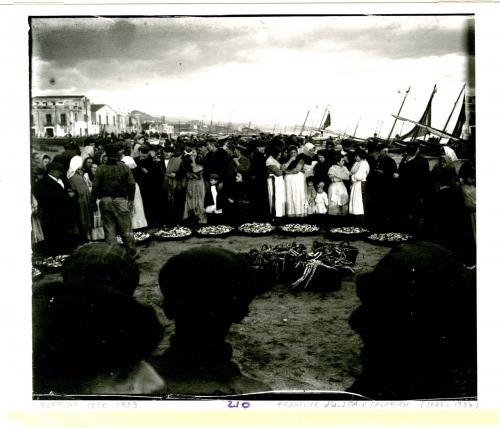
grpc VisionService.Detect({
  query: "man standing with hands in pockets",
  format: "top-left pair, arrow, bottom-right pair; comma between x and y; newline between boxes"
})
92,143 -> 139,259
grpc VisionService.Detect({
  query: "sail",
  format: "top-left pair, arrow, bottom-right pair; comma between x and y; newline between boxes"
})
399,85 -> 437,141
451,98 -> 466,139
322,112 -> 331,129
391,114 -> 460,141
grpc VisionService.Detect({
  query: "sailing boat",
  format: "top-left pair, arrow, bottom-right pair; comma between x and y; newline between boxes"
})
392,84 -> 466,145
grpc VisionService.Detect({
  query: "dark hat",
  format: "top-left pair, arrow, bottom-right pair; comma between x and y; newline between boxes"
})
159,246 -> 255,323
46,161 -> 65,173
62,242 -> 140,296
174,142 -> 185,151
32,280 -> 162,393
139,144 -> 151,154
255,139 -> 267,148
163,144 -> 175,153
105,143 -> 122,158
404,142 -> 420,155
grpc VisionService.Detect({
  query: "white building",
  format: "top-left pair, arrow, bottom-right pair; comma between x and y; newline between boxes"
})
31,95 -> 91,138
90,104 -> 118,135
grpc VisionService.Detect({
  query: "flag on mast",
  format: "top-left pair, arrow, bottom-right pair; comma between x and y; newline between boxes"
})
322,112 -> 331,129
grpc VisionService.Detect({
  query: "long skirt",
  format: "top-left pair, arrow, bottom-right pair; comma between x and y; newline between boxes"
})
132,183 -> 148,230
349,181 -> 366,215
183,178 -> 207,224
267,175 -> 286,218
284,172 -> 306,217
328,182 -> 349,216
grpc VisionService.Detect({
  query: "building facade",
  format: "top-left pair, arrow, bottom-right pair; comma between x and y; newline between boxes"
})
31,95 -> 91,138
90,104 -> 119,135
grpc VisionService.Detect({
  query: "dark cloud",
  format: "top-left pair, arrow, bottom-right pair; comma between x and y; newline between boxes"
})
274,20 -> 468,59
31,16 -> 469,94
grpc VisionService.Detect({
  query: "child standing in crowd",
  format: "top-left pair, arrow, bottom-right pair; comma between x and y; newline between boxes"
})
305,177 -> 317,216
225,172 -> 251,225
205,173 -> 224,223
327,153 -> 351,219
314,181 -> 329,216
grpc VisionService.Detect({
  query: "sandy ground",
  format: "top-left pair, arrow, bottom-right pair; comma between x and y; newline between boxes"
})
129,234 -> 392,393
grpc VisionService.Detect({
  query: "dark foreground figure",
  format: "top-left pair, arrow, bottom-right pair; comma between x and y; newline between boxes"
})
348,241 -> 476,400
152,246 -> 270,396
33,280 -> 164,396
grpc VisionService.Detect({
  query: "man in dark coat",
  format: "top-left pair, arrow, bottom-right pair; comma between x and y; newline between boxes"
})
396,143 -> 430,233
33,162 -> 73,255
203,139 -> 230,185
92,144 -> 138,258
248,141 -> 270,221
366,144 -> 398,229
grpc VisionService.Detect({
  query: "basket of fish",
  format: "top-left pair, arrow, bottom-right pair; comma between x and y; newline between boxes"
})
32,254 -> 70,273
365,232 -> 414,247
238,222 -> 276,236
153,226 -> 193,241
329,226 -> 370,241
278,223 -> 320,236
196,225 -> 234,238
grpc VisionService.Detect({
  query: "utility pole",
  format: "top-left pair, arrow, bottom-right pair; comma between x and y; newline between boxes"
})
387,86 -> 411,141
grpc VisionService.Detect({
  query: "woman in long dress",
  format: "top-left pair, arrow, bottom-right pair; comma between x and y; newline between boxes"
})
162,146 -> 184,225
121,155 -> 148,230
327,153 -> 351,217
67,156 -> 93,243
282,146 -> 307,217
183,149 -> 207,225
349,149 -> 370,220
266,147 -> 286,218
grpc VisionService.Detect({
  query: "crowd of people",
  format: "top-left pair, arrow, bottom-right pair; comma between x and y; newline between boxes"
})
33,241 -> 476,399
30,132 -> 476,261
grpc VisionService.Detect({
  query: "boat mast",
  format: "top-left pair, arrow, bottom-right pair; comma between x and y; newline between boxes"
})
441,83 -> 466,140
387,86 -> 411,141
299,110 -> 310,136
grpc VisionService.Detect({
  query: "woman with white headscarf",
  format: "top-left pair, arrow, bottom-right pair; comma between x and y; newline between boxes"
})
68,155 -> 93,242
121,155 -> 148,230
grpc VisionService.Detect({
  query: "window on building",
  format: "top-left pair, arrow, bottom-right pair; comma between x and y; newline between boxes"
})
60,113 -> 67,126
113,116 -> 116,126
74,112 -> 78,122
99,115 -> 102,125
106,115 -> 109,125
46,114 -> 52,125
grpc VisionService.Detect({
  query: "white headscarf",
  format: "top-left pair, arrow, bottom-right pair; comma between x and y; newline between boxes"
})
442,146 -> 458,162
67,155 -> 83,180
303,142 -> 317,157
122,155 -> 137,169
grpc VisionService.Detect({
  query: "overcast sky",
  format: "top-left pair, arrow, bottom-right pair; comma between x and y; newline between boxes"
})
31,15 -> 472,138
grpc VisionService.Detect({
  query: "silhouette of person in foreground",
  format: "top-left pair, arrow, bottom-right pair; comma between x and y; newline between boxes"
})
152,246 -> 270,396
33,280 -> 164,396
348,241 -> 476,400
61,241 -> 140,296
